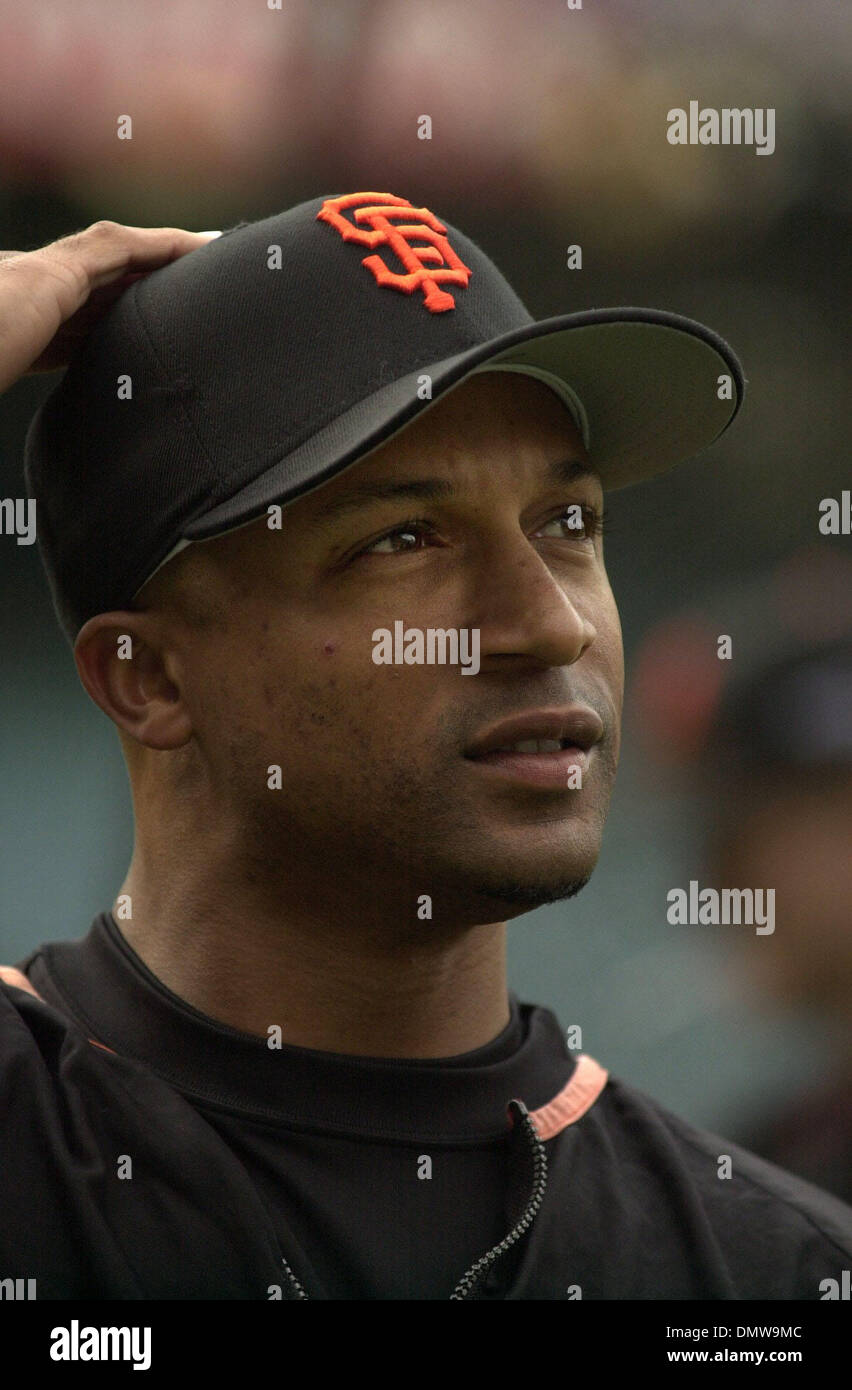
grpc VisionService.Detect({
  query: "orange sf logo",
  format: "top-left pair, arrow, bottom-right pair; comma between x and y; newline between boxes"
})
317,192 -> 472,313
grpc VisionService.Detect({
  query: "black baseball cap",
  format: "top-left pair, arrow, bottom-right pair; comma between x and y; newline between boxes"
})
24,190 -> 746,646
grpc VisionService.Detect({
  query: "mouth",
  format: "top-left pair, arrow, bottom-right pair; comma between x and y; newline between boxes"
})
464,742 -> 592,787
463,708 -> 603,789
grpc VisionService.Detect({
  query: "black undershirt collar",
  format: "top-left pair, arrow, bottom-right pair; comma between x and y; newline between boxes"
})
26,911 -> 577,1144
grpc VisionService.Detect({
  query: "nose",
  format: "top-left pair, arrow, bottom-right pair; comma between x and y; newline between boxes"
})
466,531 -> 599,669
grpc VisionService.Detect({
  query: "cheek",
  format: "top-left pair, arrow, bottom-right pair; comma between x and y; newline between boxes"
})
589,591 -> 624,765
269,634 -> 401,746
594,591 -> 624,695
188,618 -> 297,743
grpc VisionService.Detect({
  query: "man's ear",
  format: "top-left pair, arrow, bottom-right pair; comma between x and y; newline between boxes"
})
73,611 -> 193,750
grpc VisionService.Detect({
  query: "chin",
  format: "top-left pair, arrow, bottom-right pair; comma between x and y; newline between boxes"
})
437,865 -> 597,925
479,872 -> 595,914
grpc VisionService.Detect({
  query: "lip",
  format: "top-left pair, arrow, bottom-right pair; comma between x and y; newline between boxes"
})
466,744 -> 592,788
463,705 -> 604,759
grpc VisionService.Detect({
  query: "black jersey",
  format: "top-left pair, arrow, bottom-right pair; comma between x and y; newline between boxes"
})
2,912 -> 851,1300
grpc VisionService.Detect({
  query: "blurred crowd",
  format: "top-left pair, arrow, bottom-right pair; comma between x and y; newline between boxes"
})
633,545 -> 852,1202
1,0 -> 850,248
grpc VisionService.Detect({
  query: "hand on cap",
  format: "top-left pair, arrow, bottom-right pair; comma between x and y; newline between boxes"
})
0,221 -> 221,394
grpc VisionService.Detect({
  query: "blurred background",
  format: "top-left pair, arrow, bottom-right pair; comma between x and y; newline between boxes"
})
1,0 -> 850,1197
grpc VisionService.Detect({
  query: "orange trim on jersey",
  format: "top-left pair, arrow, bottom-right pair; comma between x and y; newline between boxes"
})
0,966 -> 116,1054
527,1054 -> 609,1139
0,965 -> 40,997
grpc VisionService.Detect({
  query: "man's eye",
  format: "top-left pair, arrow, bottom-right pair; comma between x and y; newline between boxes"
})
356,505 -> 608,559
361,519 -> 435,555
536,504 -> 608,542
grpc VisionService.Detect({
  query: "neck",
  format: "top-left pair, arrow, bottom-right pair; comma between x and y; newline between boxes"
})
114,851 -> 509,1059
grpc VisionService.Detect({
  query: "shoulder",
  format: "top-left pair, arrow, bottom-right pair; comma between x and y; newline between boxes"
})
0,964 -> 193,1135
0,966 -> 127,1128
0,968 -> 282,1297
593,1071 -> 852,1270
0,965 -> 40,997
526,1058 -> 852,1295
0,964 -> 86,1070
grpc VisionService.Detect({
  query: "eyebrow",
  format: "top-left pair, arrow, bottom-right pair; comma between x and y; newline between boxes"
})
306,458 -> 601,529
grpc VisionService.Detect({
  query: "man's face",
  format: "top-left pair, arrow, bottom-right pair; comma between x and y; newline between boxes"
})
143,372 -> 624,925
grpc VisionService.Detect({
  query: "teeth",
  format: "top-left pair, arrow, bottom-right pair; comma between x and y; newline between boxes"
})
496,738 -> 564,753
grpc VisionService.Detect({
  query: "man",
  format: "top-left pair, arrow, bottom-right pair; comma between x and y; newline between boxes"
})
1,194 -> 851,1300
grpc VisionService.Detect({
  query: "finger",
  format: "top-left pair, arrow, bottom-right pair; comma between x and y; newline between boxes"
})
0,226 -> 221,389
30,221 -> 223,294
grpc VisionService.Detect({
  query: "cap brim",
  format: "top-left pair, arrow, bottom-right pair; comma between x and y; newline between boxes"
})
183,306 -> 744,542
